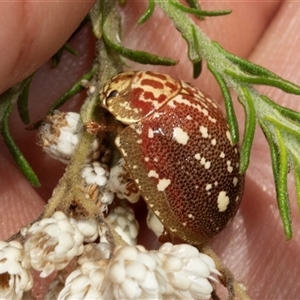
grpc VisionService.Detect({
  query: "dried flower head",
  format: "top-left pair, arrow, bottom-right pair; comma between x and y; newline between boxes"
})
0,241 -> 33,300
101,245 -> 168,299
106,206 -> 139,245
81,161 -> 114,213
107,158 -> 140,203
24,211 -> 85,278
38,111 -> 100,163
157,243 -> 220,299
58,260 -> 108,300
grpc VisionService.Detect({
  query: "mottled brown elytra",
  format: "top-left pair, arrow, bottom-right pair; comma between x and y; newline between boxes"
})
99,71 -> 245,245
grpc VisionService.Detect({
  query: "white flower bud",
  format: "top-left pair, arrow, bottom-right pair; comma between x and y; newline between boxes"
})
101,245 -> 167,299
81,162 -> 114,213
70,218 -> 99,243
58,260 -> 108,300
147,209 -> 164,237
24,211 -> 84,278
38,111 -> 100,163
157,243 -> 220,300
0,241 -> 33,300
106,206 -> 139,245
107,158 -> 140,203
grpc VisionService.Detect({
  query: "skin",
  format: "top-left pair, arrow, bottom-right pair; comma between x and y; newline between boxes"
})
0,0 -> 300,298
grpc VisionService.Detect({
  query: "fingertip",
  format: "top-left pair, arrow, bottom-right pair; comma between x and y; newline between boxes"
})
0,1 -> 95,94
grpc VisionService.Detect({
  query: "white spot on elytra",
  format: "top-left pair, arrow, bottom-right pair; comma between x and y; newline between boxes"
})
236,195 -> 240,202
148,170 -> 159,178
211,139 -> 216,146
214,181 -> 218,186
173,127 -> 189,145
167,99 -> 176,108
206,183 -> 212,191
186,115 -> 192,120
209,116 -> 217,123
154,210 -> 160,216
227,160 -> 233,173
144,157 -> 150,162
199,126 -> 208,138
153,112 -> 161,118
157,178 -> 171,191
148,128 -> 154,138
134,127 -> 142,135
217,191 -> 230,212
233,177 -> 238,186
220,152 -> 225,158
154,157 -> 159,162
188,214 -> 195,219
199,157 -> 211,169
205,161 -> 211,169
137,139 -> 142,144
195,153 -> 201,160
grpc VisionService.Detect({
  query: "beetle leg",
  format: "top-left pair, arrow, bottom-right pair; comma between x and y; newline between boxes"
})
158,229 -> 173,244
124,181 -> 139,197
84,121 -> 116,134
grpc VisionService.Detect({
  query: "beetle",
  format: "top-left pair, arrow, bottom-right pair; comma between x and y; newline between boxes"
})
97,70 -> 245,245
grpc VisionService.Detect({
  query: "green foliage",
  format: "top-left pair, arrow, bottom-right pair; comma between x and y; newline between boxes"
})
1,0 -> 300,240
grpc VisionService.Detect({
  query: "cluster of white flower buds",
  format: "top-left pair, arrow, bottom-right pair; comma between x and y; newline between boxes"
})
0,212 -> 220,300
0,111 -> 221,299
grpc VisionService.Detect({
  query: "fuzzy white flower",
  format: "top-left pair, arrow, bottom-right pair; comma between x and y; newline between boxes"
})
38,111 -> 100,163
70,218 -> 99,243
58,260 -> 108,300
0,241 -> 33,300
157,243 -> 220,300
58,242 -> 112,300
147,209 -> 164,237
106,206 -> 139,245
81,161 -> 114,213
101,245 -> 167,299
24,211 -> 84,278
107,158 -> 140,203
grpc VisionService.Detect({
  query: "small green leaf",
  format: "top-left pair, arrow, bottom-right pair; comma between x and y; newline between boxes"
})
261,95 -> 300,125
213,42 -> 280,79
185,0 -> 204,20
289,148 -> 300,215
17,74 -> 34,125
63,42 -> 78,55
208,63 -> 239,144
170,1 -> 231,17
238,87 -> 256,174
103,32 -> 178,65
1,101 -> 40,187
260,120 -> 292,240
225,69 -> 300,95
49,65 -> 97,114
89,0 -> 102,39
193,60 -> 202,79
274,127 -> 292,239
137,0 -> 155,25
